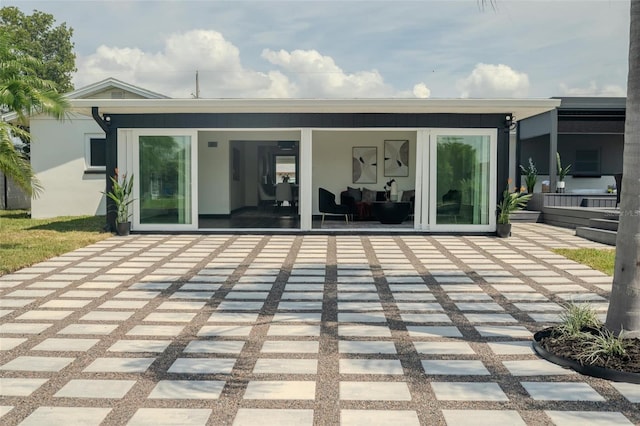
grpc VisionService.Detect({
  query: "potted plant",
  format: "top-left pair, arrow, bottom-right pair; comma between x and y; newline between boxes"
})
104,169 -> 134,236
519,157 -> 538,194
496,180 -> 532,237
556,152 -> 571,193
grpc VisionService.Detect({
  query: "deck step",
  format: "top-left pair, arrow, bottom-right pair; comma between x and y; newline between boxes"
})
588,218 -> 619,231
575,227 -> 617,246
580,197 -> 618,208
510,210 -> 542,223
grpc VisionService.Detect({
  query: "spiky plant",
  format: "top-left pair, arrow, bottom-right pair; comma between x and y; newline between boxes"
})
575,328 -> 630,366
556,303 -> 602,337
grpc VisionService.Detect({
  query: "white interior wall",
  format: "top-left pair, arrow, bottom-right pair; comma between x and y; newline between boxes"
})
198,133 -> 230,215
31,113 -> 106,218
311,130 -> 417,214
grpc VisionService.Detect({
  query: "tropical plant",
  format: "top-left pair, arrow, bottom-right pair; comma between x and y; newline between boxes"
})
104,170 -> 134,224
556,152 -> 571,181
0,32 -> 68,197
519,157 -> 537,193
556,303 -> 602,337
496,180 -> 532,224
575,328 -> 630,366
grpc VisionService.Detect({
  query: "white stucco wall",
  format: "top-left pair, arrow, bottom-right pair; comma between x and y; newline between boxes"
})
312,130 -> 417,214
31,113 -> 107,218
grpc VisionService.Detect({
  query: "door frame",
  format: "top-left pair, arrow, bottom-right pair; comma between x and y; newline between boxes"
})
131,129 -> 199,232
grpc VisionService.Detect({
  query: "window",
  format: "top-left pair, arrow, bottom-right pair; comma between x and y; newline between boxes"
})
574,149 -> 600,175
275,155 -> 296,183
85,133 -> 106,171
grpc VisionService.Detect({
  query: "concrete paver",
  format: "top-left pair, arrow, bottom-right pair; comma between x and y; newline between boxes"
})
0,223 -> 637,425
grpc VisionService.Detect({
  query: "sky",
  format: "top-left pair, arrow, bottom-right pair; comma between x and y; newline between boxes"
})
3,0 -> 631,99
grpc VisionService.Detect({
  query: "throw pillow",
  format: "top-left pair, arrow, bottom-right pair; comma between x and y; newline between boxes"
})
346,186 -> 362,202
362,188 -> 377,203
401,189 -> 415,202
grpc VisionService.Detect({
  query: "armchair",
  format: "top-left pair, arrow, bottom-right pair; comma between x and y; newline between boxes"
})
319,188 -> 350,226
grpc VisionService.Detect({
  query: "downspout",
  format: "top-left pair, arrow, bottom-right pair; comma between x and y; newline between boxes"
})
91,107 -> 110,133
515,121 -> 521,190
91,107 -> 116,232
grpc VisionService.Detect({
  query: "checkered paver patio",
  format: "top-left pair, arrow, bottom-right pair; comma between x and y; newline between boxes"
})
1,223 -> 638,425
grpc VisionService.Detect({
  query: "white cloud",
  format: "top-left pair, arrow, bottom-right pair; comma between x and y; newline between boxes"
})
75,30 -> 286,98
261,49 -> 396,98
412,83 -> 431,99
559,81 -> 626,97
75,30 -> 426,99
456,63 -> 530,98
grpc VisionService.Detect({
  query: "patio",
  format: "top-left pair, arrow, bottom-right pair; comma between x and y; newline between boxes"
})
0,224 -> 638,425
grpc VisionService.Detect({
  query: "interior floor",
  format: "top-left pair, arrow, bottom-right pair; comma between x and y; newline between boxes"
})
198,208 -> 414,230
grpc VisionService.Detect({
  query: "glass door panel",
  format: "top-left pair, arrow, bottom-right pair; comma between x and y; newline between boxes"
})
139,135 -> 192,225
435,134 -> 491,225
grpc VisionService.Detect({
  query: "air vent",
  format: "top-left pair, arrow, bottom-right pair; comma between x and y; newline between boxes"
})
277,141 -> 296,151
208,141 -> 218,148
110,90 -> 125,99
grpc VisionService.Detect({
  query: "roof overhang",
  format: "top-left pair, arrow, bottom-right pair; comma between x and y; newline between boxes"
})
70,98 -> 561,121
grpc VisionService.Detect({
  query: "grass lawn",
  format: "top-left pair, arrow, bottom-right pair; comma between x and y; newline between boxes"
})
552,248 -> 616,276
0,210 -> 112,276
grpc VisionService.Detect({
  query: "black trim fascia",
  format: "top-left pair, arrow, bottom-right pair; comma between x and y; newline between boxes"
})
106,112 -> 507,130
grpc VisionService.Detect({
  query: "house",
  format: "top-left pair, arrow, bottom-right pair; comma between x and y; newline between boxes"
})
517,97 -> 625,193
29,78 -> 167,218
28,78 -> 560,233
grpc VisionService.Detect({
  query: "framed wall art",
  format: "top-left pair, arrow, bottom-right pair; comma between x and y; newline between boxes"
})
352,146 -> 377,184
384,139 -> 409,177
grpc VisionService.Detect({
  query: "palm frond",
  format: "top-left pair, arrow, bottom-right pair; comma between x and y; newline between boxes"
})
0,123 -> 42,197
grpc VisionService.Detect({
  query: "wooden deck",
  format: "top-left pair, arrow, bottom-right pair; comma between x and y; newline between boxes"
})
542,206 -> 619,229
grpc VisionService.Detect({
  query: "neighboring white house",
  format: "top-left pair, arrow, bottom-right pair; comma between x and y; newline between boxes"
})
30,78 -> 167,218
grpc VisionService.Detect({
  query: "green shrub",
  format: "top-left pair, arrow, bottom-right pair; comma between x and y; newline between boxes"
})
556,303 -> 602,337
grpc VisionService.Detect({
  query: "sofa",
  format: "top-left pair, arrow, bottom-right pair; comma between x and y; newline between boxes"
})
340,186 -> 415,220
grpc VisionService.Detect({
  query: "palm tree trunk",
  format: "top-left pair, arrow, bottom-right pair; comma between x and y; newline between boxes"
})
605,0 -> 640,337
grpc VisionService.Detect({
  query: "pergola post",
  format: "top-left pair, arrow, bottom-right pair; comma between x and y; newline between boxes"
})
549,109 -> 558,192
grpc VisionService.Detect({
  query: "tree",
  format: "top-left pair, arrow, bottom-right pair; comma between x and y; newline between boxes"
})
605,1 -> 640,338
479,0 -> 640,337
0,7 -> 76,93
0,33 -> 69,197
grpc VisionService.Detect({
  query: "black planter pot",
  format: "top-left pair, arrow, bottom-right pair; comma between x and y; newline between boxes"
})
496,223 -> 511,238
116,222 -> 131,236
532,329 -> 640,384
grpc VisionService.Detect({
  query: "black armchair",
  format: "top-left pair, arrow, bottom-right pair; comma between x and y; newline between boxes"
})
319,188 -> 350,226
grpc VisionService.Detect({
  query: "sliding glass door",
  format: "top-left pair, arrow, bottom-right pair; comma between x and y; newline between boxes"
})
133,131 -> 197,231
428,129 -> 496,231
